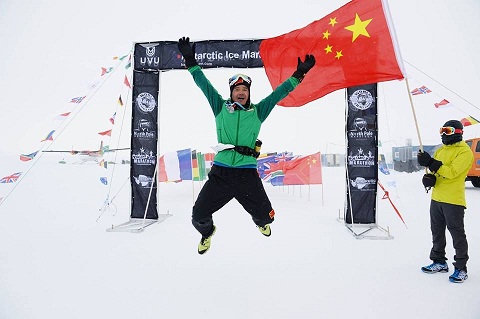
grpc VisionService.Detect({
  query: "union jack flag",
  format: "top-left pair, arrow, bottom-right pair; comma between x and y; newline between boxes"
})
70,96 -> 86,103
0,172 -> 22,183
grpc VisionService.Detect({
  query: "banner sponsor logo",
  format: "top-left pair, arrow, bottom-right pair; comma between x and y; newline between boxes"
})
349,176 -> 376,190
348,147 -> 375,167
348,117 -> 374,140
132,148 -> 156,166
133,119 -> 156,139
135,92 -> 156,114
139,44 -> 160,67
349,89 -> 374,111
133,174 -> 154,188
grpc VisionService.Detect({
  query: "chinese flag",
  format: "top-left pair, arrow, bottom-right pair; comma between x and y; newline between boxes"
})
260,0 -> 404,107
283,152 -> 322,185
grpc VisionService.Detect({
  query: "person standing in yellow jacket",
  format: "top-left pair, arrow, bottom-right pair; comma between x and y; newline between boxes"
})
417,119 -> 474,283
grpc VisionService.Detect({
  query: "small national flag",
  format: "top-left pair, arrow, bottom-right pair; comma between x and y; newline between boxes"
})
460,115 -> 480,127
117,95 -> 124,107
70,96 -> 86,103
434,99 -> 452,108
41,130 -> 55,142
99,159 -> 108,169
54,112 -> 71,121
125,55 -> 132,69
109,112 -> 116,125
101,67 -> 113,76
98,129 -> 112,136
20,151 -> 39,162
124,75 -> 131,88
100,177 -> 108,185
410,85 -> 431,95
0,172 -> 21,183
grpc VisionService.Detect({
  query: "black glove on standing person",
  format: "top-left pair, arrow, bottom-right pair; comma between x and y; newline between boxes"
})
422,173 -> 436,193
178,37 -> 197,68
292,54 -> 316,81
417,150 -> 443,172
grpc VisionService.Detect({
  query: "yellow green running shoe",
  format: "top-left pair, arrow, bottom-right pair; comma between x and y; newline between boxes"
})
257,224 -> 271,237
198,226 -> 216,255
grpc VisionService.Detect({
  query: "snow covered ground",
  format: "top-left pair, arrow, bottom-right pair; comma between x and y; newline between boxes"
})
0,155 -> 479,318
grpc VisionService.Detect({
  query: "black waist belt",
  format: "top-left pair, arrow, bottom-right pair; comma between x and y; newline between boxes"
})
233,146 -> 260,158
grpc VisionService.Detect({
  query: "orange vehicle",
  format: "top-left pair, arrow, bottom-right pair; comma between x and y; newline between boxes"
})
465,137 -> 480,187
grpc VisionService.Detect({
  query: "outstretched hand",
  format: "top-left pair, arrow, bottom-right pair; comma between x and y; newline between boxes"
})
178,36 -> 197,68
292,54 -> 316,81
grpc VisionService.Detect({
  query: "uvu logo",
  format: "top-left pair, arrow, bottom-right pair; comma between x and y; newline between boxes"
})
140,45 -> 160,67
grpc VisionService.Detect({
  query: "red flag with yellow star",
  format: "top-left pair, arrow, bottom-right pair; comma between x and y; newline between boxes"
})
260,0 -> 404,107
283,152 -> 322,185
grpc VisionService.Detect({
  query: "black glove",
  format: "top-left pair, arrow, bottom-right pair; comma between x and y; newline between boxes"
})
292,54 -> 316,81
177,37 -> 197,68
429,159 -> 442,172
422,173 -> 436,193
417,151 -> 433,167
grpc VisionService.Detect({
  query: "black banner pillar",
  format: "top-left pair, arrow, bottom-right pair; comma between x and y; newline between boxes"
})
130,70 -> 159,219
345,84 -> 378,224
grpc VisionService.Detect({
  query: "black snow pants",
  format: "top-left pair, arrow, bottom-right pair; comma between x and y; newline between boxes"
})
192,165 -> 275,237
429,199 -> 469,271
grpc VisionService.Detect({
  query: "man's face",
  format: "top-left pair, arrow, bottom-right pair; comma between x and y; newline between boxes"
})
231,85 -> 249,106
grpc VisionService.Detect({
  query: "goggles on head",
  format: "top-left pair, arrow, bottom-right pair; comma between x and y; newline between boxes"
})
439,126 -> 463,135
229,74 -> 252,88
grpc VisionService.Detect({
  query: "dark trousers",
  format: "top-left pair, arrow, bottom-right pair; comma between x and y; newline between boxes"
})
429,200 -> 469,270
192,165 -> 275,237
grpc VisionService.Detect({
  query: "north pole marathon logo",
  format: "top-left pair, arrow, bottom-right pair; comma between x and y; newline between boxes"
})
349,117 -> 374,140
349,89 -> 374,111
133,119 -> 156,139
349,176 -> 376,190
135,92 -> 156,114
348,147 -> 375,167
132,147 -> 156,166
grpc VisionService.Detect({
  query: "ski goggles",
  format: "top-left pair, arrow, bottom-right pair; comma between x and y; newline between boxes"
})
229,74 -> 252,87
439,126 -> 463,135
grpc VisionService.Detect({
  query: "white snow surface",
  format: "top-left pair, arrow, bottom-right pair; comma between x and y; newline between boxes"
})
0,156 -> 479,318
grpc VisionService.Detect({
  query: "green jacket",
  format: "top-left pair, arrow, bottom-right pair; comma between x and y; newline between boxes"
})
188,65 -> 300,167
431,140 -> 473,207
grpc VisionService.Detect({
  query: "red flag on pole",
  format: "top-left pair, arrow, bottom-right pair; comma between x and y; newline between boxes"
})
283,152 -> 322,185
260,0 -> 404,107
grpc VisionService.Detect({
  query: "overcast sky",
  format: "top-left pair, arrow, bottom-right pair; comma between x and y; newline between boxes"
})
1,0 -> 479,157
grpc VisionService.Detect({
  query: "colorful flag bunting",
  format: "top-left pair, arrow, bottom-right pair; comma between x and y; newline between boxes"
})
124,75 -> 131,88
19,151 -> 39,162
460,115 -> 480,127
0,172 -> 21,183
99,159 -> 107,169
70,96 -> 86,103
109,112 -> 116,125
117,95 -> 124,107
410,85 -> 431,95
259,0 -> 404,106
125,55 -> 132,69
434,99 -> 452,108
41,130 -> 55,142
101,67 -> 113,76
98,129 -> 112,136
